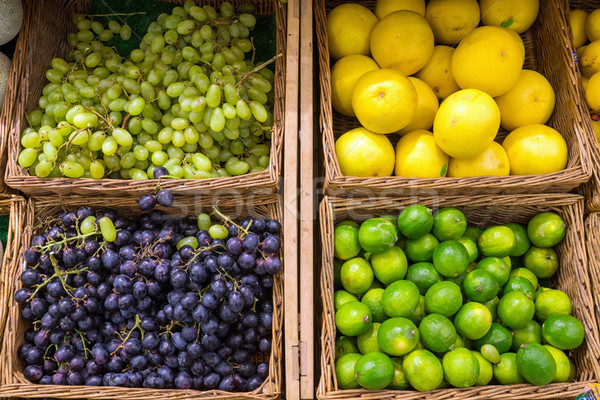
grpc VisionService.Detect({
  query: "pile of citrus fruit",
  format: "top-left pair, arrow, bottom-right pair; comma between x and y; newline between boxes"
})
333,205 -> 584,391
329,0 -> 569,179
570,6 -> 600,143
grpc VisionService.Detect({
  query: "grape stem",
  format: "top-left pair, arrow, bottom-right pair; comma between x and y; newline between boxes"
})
235,53 -> 282,95
27,257 -> 88,301
211,206 -> 252,237
35,231 -> 99,253
112,314 -> 144,355
74,328 -> 91,359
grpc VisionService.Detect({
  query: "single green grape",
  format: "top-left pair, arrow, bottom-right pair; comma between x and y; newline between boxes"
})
177,236 -> 199,250
208,224 -> 228,239
98,216 -> 117,242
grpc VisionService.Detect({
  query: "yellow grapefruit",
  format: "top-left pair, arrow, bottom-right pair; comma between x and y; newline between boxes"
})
336,127 -> 395,177
580,40 -> 600,77
570,9 -> 589,48
327,4 -> 378,60
395,130 -> 449,178
586,71 -> 600,111
425,0 -> 480,45
479,0 -> 539,34
451,26 -> 525,97
448,141 -> 510,177
352,69 -> 418,134
375,0 -> 426,20
433,89 -> 501,160
415,46 -> 460,99
399,77 -> 439,134
586,9 -> 600,42
502,124 -> 568,175
494,69 -> 556,131
370,10 -> 435,76
331,55 -> 380,117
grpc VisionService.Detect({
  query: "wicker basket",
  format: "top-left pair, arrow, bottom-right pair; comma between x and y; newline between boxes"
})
317,0 -> 593,196
3,0 -> 285,197
318,194 -> 600,400
584,212 -> 600,350
0,194 -> 283,400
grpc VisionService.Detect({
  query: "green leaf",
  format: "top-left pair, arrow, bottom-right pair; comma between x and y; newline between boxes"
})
501,17 -> 515,28
440,164 -> 447,177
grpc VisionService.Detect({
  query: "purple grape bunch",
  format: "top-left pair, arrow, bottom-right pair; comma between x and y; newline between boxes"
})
16,203 -> 281,391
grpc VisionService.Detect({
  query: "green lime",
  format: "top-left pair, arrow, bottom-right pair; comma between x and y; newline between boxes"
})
442,348 -> 480,388
476,257 -> 511,286
406,295 -> 426,325
535,289 -> 572,321
473,322 -> 513,354
432,208 -> 467,241
336,220 -> 359,229
481,296 -> 500,322
462,226 -> 483,243
458,237 -> 478,263
334,225 -> 361,261
524,246 -> 559,278
511,320 -> 542,351
340,257 -> 374,295
534,286 -> 551,301
516,343 -> 557,386
370,246 -> 408,285
388,357 -> 410,389
432,240 -> 469,278
360,288 -> 387,323
498,291 -> 535,329
480,344 -> 501,364
478,225 -> 516,258
509,267 -> 538,290
543,345 -> 571,383
502,276 -> 535,299
405,262 -> 442,295
335,336 -> 359,361
334,290 -> 359,310
424,281 -> 463,317
378,317 -> 420,356
493,352 -> 525,384
454,302 -> 492,340
542,314 -> 585,350
403,349 -> 444,392
504,222 -> 531,257
358,218 -> 398,254
418,313 -> 457,353
381,280 -> 420,318
334,259 -> 343,289
463,269 -> 500,303
527,212 -> 566,248
405,233 -> 439,262
357,322 -> 381,354
335,301 -> 372,337
473,351 -> 493,386
354,352 -> 395,390
335,353 -> 362,389
397,205 -> 434,239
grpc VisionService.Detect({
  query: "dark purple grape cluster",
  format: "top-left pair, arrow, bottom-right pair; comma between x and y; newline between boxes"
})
15,205 -> 280,391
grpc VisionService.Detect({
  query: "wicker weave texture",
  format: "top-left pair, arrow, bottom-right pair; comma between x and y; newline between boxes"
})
0,194 -> 283,400
3,0 -> 286,197
318,194 -> 600,400
317,0 -> 593,196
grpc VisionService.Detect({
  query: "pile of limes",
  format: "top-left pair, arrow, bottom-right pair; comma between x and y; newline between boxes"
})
333,205 -> 584,391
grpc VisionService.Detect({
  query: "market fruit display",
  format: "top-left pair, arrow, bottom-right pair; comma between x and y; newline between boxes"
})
328,0 -> 570,179
333,204 -> 585,391
14,193 -> 281,390
17,2 -> 275,180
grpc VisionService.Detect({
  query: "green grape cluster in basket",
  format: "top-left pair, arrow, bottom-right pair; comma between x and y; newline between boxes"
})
18,1 -> 276,180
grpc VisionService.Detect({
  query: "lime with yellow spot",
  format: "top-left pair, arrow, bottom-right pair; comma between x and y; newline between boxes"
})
336,301 -> 372,337
336,220 -> 360,229
454,302 -> 493,340
335,353 -> 362,389
463,269 -> 500,303
388,357 -> 410,389
334,290 -> 359,310
498,291 -> 535,329
357,322 -> 381,354
442,348 -> 480,388
527,212 -> 566,248
378,317 -> 420,356
433,240 -> 470,278
432,208 -> 467,241
334,225 -> 361,261
381,280 -> 421,317
335,336 -> 359,361
370,246 -> 408,285
477,257 -> 511,286
425,281 -> 463,317
405,233 -> 439,262
510,267 -> 539,290
354,352 -> 396,390
478,225 -> 516,258
403,349 -> 444,392
358,218 -> 398,254
524,246 -> 559,278
511,320 -> 543,351
473,351 -> 494,386
481,344 -> 501,364
340,257 -> 373,295
535,289 -> 572,321
361,288 -> 387,323
494,352 -> 525,384
543,345 -> 571,383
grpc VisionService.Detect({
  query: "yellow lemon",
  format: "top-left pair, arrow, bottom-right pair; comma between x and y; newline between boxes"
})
578,45 -> 588,67
502,124 -> 568,175
495,69 -> 556,131
399,77 -> 439,134
331,55 -> 380,117
327,4 -> 378,60
425,0 -> 480,45
452,26 -> 525,97
448,141 -> 510,177
395,130 -> 449,178
570,9 -> 589,48
582,75 -> 590,91
591,115 -> 600,143
479,0 -> 539,34
586,71 -> 600,111
336,127 -> 395,177
352,69 -> 418,134
375,0 -> 426,19
580,40 -> 600,77
433,89 -> 501,159
370,10 -> 435,76
586,9 -> 600,42
415,45 -> 460,99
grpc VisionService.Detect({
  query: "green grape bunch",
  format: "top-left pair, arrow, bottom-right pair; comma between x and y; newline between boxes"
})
18,1 -> 276,180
